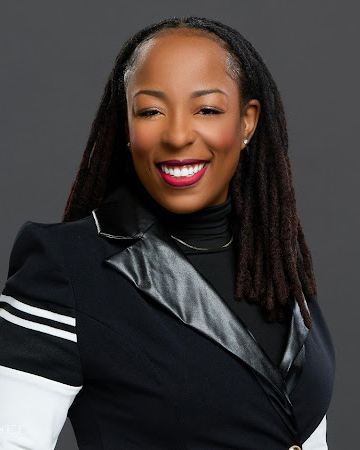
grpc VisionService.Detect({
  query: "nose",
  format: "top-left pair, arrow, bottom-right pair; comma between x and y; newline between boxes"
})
161,111 -> 197,149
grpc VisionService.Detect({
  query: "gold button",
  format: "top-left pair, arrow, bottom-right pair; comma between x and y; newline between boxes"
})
289,446 -> 301,450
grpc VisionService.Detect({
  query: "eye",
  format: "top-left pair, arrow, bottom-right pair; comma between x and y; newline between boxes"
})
198,107 -> 223,115
137,109 -> 161,117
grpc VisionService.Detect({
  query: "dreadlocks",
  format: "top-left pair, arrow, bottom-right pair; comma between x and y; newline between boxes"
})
62,16 -> 317,329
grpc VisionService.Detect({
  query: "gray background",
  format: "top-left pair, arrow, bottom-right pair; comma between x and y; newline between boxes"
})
0,1 -> 358,448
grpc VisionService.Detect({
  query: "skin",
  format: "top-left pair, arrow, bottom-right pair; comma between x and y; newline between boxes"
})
125,29 -> 261,214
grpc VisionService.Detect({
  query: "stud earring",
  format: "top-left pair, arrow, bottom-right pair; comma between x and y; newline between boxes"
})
126,142 -> 130,150
243,139 -> 248,145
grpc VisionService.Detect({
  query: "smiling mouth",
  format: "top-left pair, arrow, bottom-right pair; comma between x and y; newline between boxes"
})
156,162 -> 208,177
155,162 -> 210,187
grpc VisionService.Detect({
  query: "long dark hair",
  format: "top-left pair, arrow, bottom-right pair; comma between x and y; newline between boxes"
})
62,16 -> 317,329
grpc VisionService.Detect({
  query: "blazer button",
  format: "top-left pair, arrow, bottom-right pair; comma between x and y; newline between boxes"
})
289,446 -> 302,450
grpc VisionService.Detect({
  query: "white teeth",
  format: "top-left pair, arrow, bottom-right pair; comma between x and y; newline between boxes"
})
160,163 -> 206,177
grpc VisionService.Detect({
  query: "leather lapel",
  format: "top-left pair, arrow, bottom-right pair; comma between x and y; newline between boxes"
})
279,296 -> 309,393
93,183 -> 310,434
103,221 -> 309,397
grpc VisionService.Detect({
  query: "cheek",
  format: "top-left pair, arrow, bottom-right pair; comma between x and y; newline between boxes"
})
130,123 -> 158,156
205,121 -> 241,154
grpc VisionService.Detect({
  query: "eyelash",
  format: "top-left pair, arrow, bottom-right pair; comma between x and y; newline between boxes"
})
137,107 -> 223,117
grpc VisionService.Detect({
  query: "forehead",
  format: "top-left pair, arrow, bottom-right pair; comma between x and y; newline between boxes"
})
126,30 -> 234,89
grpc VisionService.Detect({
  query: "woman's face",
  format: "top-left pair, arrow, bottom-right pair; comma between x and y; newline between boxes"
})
125,29 -> 260,214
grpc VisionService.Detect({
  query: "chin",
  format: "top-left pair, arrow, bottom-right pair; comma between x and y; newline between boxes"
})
157,196 -> 208,215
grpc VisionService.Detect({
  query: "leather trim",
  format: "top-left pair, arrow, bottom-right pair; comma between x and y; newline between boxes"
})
106,225 -> 287,394
279,296 -> 309,394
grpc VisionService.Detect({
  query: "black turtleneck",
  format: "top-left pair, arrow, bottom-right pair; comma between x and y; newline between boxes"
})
135,183 -> 292,368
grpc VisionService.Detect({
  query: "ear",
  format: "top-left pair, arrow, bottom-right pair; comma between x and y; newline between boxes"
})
241,99 -> 261,149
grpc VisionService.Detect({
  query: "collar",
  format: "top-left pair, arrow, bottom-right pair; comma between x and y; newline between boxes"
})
92,182 -> 160,240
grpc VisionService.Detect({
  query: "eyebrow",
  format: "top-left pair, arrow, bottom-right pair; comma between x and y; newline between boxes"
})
133,89 -> 228,99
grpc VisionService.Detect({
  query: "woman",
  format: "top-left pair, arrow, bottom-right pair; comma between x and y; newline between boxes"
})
0,16 -> 335,449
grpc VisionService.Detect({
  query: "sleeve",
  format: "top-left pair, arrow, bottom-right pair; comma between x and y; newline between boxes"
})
0,221 -> 83,450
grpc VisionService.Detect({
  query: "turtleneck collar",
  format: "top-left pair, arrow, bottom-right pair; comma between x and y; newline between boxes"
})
159,193 -> 233,237
129,178 -> 234,252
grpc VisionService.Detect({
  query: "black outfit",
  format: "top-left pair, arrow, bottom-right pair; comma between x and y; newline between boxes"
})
154,191 -> 292,368
0,181 -> 335,449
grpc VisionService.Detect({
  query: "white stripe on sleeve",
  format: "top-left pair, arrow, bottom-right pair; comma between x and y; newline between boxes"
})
0,309 -> 77,342
0,364 -> 82,450
0,294 -> 76,326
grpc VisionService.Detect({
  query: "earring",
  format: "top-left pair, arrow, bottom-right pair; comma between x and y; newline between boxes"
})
127,142 -> 131,150
243,139 -> 248,146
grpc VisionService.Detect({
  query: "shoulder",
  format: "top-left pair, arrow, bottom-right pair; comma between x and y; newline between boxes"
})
3,215 -> 101,307
18,214 -> 98,242
13,214 -> 105,258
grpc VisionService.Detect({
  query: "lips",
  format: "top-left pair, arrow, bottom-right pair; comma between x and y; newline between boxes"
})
156,161 -> 210,187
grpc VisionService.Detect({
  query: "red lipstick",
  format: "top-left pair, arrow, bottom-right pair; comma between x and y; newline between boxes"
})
156,162 -> 210,187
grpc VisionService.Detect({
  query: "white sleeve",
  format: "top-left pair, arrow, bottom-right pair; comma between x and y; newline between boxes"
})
0,365 -> 81,449
0,221 -> 83,449
302,414 -> 328,449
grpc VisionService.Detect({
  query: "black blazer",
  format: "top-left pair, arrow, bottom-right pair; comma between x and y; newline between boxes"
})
0,184 -> 335,450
